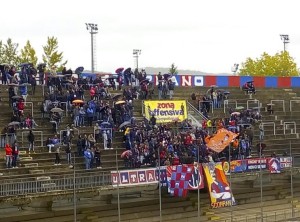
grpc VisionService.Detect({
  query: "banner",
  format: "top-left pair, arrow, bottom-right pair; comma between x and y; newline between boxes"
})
111,167 -> 167,187
203,162 -> 235,208
222,157 -> 291,174
206,128 -> 239,153
169,165 -> 192,197
268,158 -> 281,173
144,100 -> 187,123
187,163 -> 205,190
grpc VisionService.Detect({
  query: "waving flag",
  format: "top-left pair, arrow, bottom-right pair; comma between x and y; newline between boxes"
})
169,165 -> 192,197
206,128 -> 239,153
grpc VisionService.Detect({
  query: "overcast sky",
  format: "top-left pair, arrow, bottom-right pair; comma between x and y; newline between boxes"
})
1,0 -> 299,74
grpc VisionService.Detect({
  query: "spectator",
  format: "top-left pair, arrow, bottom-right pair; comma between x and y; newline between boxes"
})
168,79 -> 175,99
12,142 -> 19,168
95,146 -> 102,169
102,130 -> 108,150
5,144 -> 13,168
259,122 -> 264,141
65,142 -> 72,165
27,130 -> 35,153
94,123 -> 101,143
54,145 -> 61,165
47,134 -> 60,153
84,148 -> 92,170
76,135 -> 84,156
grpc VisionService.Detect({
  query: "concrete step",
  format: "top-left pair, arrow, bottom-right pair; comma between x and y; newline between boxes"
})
24,163 -> 39,168
29,169 -> 45,174
36,176 -> 51,181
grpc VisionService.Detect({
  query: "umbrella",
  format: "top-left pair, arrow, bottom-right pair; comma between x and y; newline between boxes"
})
115,100 -> 126,105
12,95 -> 22,99
51,107 -> 64,113
119,121 -> 131,129
140,79 -> 150,85
19,62 -> 33,67
121,150 -> 132,159
246,80 -> 254,83
267,103 -> 275,106
210,85 -> 218,88
224,91 -> 230,95
72,99 -> 84,104
115,67 -> 124,74
112,94 -> 123,101
235,106 -> 244,110
124,67 -> 131,74
231,112 -> 240,116
19,83 -> 31,86
75,66 -> 84,74
100,122 -> 112,128
8,121 -> 20,127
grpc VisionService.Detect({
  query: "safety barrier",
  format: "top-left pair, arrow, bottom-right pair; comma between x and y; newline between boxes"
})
24,102 -> 34,117
0,172 -> 111,197
284,121 -> 297,135
187,101 -> 208,121
270,100 -> 286,112
247,99 -> 260,111
289,100 -> 300,112
223,100 -> 237,113
0,133 -> 16,148
21,131 -> 44,147
262,122 -> 276,135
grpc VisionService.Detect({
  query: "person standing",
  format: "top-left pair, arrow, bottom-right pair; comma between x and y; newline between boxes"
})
5,144 -> 13,168
27,130 -> 35,153
95,146 -> 102,169
12,142 -> 19,168
259,122 -> 264,141
65,142 -> 72,165
84,148 -> 92,170
54,146 -> 61,165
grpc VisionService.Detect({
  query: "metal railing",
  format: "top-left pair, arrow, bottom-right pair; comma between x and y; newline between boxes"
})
289,100 -> 300,112
0,172 -> 111,197
284,121 -> 297,135
60,102 -> 68,117
24,102 -> 34,117
223,100 -> 237,113
270,100 -> 286,112
0,133 -> 16,148
187,101 -> 208,121
262,122 -> 276,135
247,99 -> 260,111
21,131 -> 44,147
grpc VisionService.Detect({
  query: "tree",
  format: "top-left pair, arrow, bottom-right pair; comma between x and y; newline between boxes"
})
169,63 -> 178,75
239,51 -> 299,76
2,38 -> 20,66
42,36 -> 67,71
19,40 -> 38,67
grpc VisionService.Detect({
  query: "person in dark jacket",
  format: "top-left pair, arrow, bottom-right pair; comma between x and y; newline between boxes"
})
27,130 -> 35,153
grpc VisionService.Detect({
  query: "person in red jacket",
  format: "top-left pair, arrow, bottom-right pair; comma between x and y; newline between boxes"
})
17,99 -> 25,116
89,86 -> 95,100
5,144 -> 13,168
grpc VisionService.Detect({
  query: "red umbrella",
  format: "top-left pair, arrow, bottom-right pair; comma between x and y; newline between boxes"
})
115,67 -> 124,74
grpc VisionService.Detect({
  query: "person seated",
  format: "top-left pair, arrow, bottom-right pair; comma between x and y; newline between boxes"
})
242,81 -> 256,94
267,104 -> 274,115
47,135 -> 60,153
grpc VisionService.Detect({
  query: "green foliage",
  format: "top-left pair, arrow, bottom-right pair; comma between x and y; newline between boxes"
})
0,41 -> 4,64
169,63 -> 178,75
19,40 -> 38,67
239,51 -> 299,76
2,38 -> 20,66
42,36 -> 67,70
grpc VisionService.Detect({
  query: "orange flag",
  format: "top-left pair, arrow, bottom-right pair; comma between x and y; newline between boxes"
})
206,128 -> 239,153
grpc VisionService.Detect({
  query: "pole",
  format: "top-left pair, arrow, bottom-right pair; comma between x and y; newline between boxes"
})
136,55 -> 139,70
229,144 -> 233,221
158,148 -> 162,222
290,141 -> 294,217
73,153 -> 77,222
260,144 -> 263,222
91,32 -> 94,74
197,145 -> 200,221
116,150 -> 121,222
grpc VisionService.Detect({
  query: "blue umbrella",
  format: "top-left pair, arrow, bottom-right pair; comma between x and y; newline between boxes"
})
75,66 -> 84,75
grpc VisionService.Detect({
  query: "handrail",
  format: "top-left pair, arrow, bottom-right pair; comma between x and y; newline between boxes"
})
187,101 -> 208,121
60,102 -> 68,117
284,121 -> 297,135
262,122 -> 276,135
24,102 -> 34,117
223,100 -> 237,113
290,100 -> 300,112
270,100 -> 285,112
0,172 -> 111,197
21,130 -> 43,147
247,99 -> 260,111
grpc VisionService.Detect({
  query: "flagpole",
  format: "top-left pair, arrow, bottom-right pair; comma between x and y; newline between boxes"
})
116,150 -> 121,222
290,141 -> 294,217
229,144 -> 233,221
259,143 -> 263,222
158,148 -> 162,222
197,144 -> 200,221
